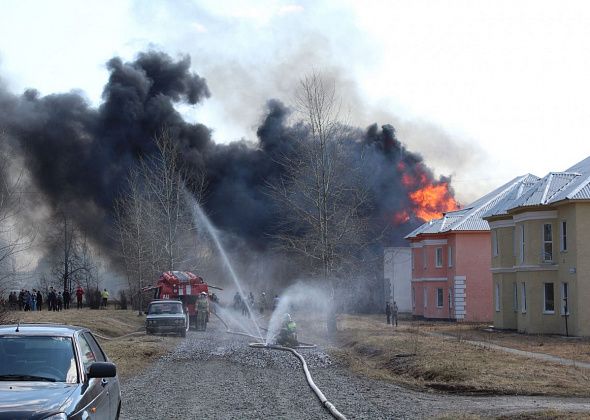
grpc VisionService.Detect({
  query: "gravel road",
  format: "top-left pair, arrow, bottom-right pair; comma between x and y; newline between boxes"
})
121,318 -> 590,419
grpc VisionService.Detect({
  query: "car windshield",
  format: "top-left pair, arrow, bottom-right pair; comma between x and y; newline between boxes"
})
148,303 -> 183,315
0,336 -> 78,383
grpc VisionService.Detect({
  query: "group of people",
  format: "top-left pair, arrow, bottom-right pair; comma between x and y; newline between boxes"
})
233,291 -> 280,317
4,285 -> 90,311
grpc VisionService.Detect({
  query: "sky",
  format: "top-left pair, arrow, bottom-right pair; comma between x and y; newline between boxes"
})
1,0 -> 590,204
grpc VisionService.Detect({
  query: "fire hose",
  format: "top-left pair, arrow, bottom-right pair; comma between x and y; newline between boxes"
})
212,311 -> 346,420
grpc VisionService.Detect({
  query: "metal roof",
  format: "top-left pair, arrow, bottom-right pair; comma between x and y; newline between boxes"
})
406,174 -> 537,239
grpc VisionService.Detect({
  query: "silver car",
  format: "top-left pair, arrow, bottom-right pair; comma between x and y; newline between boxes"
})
145,300 -> 188,337
0,324 -> 121,419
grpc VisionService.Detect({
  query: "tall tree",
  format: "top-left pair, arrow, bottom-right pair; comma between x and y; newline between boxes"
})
268,73 -> 372,332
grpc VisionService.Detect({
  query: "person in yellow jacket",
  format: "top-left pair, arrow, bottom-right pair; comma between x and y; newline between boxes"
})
101,288 -> 109,309
196,292 -> 209,331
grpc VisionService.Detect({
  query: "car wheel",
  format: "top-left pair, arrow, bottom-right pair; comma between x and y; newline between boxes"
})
116,401 -> 121,420
146,329 -> 153,335
180,329 -> 186,337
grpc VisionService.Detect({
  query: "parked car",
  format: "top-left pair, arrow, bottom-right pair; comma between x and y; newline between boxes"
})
145,300 -> 188,337
0,324 -> 121,419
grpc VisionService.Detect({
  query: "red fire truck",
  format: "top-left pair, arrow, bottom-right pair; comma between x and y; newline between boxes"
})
143,271 -> 220,329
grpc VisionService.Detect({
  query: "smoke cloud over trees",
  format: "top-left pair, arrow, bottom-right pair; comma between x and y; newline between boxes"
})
0,50 -> 455,302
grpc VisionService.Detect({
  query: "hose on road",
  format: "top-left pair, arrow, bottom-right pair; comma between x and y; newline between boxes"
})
93,329 -> 145,341
250,343 -> 347,420
214,310 -> 345,419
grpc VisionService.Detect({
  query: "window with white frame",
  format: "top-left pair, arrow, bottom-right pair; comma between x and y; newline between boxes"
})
513,282 -> 518,312
492,230 -> 499,257
423,287 -> 428,308
448,246 -> 453,267
543,223 -> 553,262
521,282 -> 527,313
561,282 -> 569,315
435,247 -> 443,268
544,283 -> 555,313
436,288 -> 443,307
561,221 -> 567,252
495,283 -> 500,312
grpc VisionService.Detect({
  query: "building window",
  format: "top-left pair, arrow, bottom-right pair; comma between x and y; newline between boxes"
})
492,230 -> 499,257
512,227 -> 517,256
521,282 -> 527,313
543,224 -> 553,262
544,283 -> 555,313
435,247 -> 443,268
436,288 -> 443,307
448,246 -> 453,267
519,225 -> 525,264
412,287 -> 416,308
513,282 -> 518,312
423,287 -> 428,308
495,283 -> 500,312
561,221 -> 567,252
561,282 -> 569,315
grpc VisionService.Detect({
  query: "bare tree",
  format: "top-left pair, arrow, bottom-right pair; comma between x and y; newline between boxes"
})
0,139 -> 35,301
47,213 -> 95,294
114,129 -> 207,310
268,73 -> 373,332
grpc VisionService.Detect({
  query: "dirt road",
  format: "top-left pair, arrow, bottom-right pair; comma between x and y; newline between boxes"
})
120,319 -> 590,419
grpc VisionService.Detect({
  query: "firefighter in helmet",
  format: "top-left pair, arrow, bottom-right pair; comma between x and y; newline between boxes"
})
276,313 -> 298,348
196,292 -> 209,331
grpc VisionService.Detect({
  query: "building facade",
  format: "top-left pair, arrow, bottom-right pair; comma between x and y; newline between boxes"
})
484,157 -> 590,336
406,175 -> 535,322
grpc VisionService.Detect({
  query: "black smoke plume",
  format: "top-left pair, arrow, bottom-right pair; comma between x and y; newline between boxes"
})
0,51 -> 451,270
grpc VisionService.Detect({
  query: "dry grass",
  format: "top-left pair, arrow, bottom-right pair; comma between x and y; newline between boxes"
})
423,322 -> 590,365
331,315 -> 590,397
3,308 -> 179,379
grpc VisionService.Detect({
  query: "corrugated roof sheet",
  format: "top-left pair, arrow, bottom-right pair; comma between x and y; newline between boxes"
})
406,174 -> 537,239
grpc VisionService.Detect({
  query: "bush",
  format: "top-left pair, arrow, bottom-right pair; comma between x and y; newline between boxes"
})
86,288 -> 102,309
118,290 -> 128,310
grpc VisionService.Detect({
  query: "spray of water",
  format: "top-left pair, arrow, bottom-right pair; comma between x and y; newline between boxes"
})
186,193 -> 264,340
265,282 -> 330,345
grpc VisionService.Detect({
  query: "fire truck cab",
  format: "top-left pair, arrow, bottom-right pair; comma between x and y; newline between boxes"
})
146,271 -> 210,329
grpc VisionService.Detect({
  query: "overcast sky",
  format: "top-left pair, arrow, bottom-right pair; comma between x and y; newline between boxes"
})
1,0 -> 590,204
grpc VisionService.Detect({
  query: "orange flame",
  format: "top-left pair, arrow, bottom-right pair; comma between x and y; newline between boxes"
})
409,182 -> 458,221
393,210 -> 410,225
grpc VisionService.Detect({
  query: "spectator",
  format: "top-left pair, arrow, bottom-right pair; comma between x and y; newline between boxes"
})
18,289 -> 24,311
101,288 -> 109,309
63,289 -> 70,310
57,292 -> 63,311
48,287 -> 57,311
75,286 -> 84,309
36,290 -> 43,311
31,290 -> 37,311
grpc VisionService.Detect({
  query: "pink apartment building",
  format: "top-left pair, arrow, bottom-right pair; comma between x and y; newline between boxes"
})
405,175 -> 537,321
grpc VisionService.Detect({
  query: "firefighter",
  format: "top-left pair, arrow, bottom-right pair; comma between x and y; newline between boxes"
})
196,292 -> 209,331
276,313 -> 298,348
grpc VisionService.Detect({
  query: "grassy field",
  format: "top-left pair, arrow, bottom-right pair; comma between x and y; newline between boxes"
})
423,321 -> 590,364
329,315 -> 590,397
3,308 -> 179,379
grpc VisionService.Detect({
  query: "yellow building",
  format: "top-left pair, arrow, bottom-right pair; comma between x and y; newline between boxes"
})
484,157 -> 590,336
